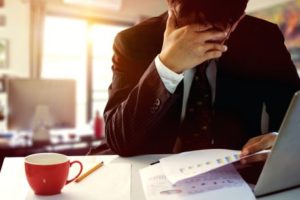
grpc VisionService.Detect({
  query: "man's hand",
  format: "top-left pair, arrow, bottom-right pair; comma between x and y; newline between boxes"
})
240,133 -> 277,164
159,10 -> 228,74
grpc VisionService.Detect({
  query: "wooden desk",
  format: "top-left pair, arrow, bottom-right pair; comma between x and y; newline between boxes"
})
1,155 -> 300,199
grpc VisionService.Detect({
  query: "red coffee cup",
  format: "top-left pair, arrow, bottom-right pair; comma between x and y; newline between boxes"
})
25,153 -> 83,195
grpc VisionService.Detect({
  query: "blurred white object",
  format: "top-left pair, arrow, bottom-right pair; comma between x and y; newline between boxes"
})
31,105 -> 52,142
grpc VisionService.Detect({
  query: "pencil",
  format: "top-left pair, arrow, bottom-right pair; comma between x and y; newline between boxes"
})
75,161 -> 104,183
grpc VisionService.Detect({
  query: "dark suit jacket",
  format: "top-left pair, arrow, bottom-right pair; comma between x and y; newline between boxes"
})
104,13 -> 300,156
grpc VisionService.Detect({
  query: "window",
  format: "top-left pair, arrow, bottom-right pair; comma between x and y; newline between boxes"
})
42,15 -> 128,128
90,24 -> 127,118
42,16 -> 88,127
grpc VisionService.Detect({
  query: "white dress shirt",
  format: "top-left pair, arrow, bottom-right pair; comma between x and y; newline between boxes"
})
155,55 -> 217,121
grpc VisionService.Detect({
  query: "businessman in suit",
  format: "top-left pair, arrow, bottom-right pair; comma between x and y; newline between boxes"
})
103,0 -> 300,158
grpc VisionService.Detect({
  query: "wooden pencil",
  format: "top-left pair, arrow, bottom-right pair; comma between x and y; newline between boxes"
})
75,161 -> 104,183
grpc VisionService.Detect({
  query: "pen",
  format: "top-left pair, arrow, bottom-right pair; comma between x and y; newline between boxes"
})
150,161 -> 160,165
75,161 -> 104,183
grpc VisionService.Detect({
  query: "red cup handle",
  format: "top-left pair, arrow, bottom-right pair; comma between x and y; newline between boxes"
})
66,160 -> 83,185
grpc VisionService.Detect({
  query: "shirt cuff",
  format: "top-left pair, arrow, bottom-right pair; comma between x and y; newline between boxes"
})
155,55 -> 184,94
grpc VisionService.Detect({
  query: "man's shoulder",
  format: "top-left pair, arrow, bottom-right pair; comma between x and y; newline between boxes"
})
232,15 -> 282,45
242,15 -> 278,31
114,13 -> 167,59
116,13 -> 166,44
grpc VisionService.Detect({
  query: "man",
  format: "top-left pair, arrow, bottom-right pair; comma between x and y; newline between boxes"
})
104,0 -> 300,157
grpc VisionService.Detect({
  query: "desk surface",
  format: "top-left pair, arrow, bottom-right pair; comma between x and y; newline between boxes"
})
1,155 -> 300,200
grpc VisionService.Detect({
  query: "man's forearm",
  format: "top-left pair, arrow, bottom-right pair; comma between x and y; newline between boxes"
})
104,62 -> 180,156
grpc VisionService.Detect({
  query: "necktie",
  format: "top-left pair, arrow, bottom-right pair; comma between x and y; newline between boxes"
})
179,62 -> 215,152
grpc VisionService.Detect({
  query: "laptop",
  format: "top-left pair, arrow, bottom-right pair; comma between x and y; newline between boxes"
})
254,90 -> 300,196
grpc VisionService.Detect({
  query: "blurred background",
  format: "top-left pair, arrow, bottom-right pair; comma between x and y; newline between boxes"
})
0,0 -> 299,168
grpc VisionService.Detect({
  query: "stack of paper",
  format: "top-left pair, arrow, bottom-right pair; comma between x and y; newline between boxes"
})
140,149 -> 256,200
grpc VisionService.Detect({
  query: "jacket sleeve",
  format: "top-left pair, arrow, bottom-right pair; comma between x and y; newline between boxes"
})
263,25 -> 300,132
104,33 -> 182,156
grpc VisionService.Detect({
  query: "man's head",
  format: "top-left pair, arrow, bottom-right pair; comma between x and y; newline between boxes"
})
168,0 -> 249,29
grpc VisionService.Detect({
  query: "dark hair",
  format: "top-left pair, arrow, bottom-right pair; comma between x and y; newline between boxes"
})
169,0 -> 249,27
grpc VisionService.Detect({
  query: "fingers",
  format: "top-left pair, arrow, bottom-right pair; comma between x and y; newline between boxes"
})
201,31 -> 227,43
241,136 -> 261,155
245,136 -> 261,145
193,43 -> 227,61
203,51 -> 223,61
188,23 -> 213,32
241,133 -> 277,156
240,152 -> 269,165
242,141 -> 267,156
202,43 -> 227,53
174,23 -> 227,43
186,28 -> 227,44
165,9 -> 177,35
186,24 -> 227,42
166,15 -> 214,36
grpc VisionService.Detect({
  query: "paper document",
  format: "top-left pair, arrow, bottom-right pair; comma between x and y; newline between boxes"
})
160,149 -> 241,184
24,163 -> 131,200
140,163 -> 256,200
